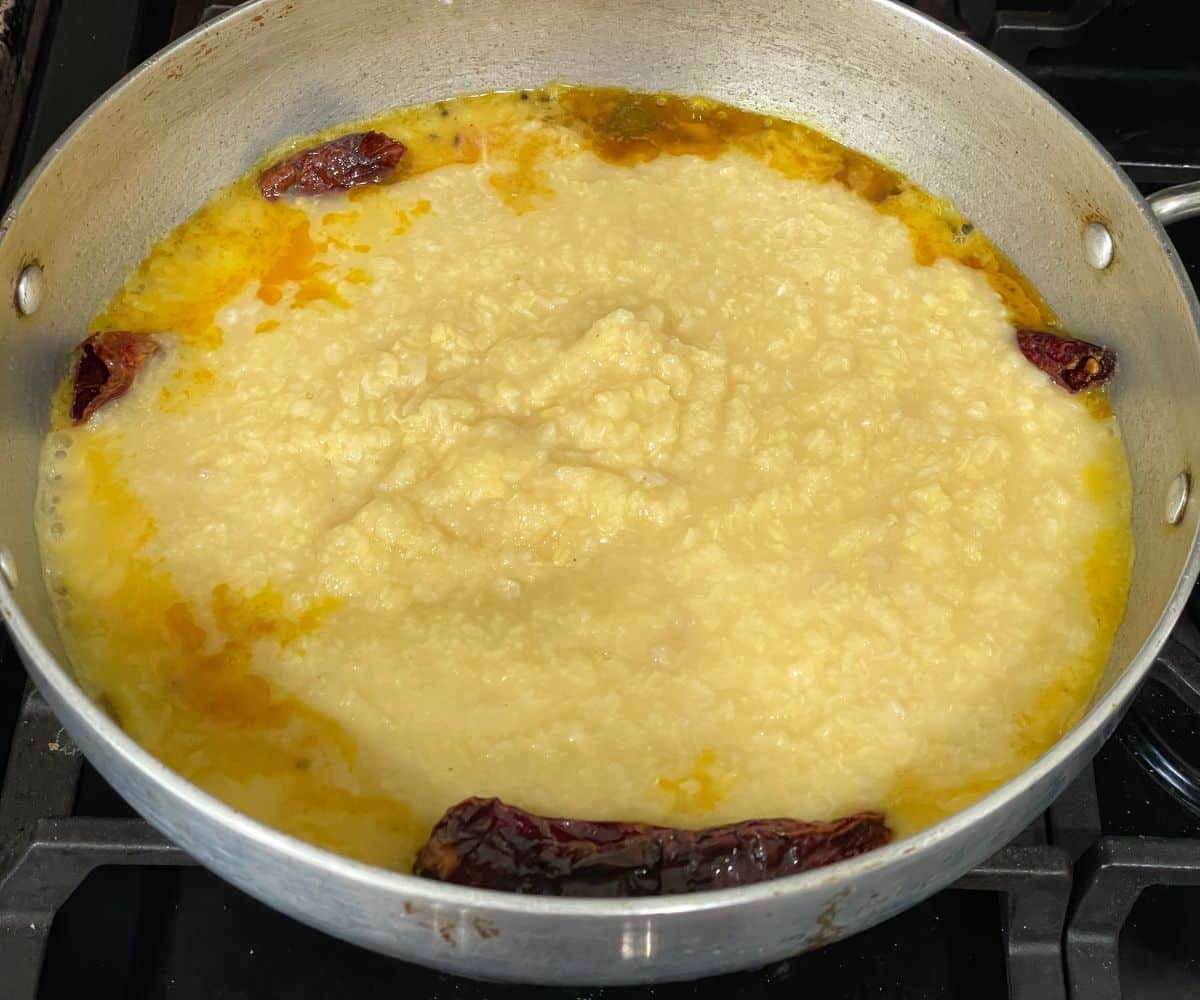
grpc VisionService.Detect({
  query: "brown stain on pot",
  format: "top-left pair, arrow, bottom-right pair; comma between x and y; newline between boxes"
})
805,888 -> 852,949
400,902 -> 498,944
470,917 -> 501,940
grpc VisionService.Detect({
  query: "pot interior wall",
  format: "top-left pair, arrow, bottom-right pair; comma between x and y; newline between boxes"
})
1,0 -> 1196,715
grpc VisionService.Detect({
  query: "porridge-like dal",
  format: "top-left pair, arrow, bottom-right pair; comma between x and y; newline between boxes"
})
37,87 -> 1132,869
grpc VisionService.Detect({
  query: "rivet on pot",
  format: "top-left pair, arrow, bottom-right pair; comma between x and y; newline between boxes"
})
1165,472 -> 1191,526
0,545 -> 17,590
15,263 -> 44,315
1082,221 -> 1114,270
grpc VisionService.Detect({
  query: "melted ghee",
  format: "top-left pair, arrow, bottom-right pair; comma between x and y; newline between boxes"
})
88,85 -> 1055,360
44,437 -> 422,863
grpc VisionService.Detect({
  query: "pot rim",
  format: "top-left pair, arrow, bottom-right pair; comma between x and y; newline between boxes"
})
2,0 -> 1198,920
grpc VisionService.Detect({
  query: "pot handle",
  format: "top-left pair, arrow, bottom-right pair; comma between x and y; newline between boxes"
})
1147,180 -> 1200,226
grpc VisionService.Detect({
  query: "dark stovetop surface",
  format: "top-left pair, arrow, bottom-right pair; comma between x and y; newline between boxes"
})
3,1 -> 1200,998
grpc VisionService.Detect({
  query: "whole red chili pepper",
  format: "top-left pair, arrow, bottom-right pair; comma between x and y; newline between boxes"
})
413,796 -> 891,896
1016,329 -> 1116,392
258,131 -> 406,201
70,331 -> 159,424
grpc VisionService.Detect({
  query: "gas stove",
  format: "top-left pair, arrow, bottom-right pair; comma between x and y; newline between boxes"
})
2,1 -> 1199,997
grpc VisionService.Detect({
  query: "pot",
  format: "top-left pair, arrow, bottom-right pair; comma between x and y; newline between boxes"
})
1,0 -> 1199,984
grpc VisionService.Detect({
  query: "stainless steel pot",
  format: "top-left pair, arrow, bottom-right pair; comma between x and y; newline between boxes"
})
1,0 -> 1199,984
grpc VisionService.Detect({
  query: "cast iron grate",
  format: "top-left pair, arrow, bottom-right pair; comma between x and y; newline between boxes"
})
1065,621 -> 1200,999
0,689 -> 190,1000
1119,623 -> 1200,819
2,0 -> 1200,996
912,0 -> 1138,65
0,686 -> 1079,1000
1066,836 -> 1200,1000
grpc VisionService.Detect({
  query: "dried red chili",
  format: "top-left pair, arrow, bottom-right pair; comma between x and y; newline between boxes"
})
413,797 -> 892,897
258,131 -> 407,201
1016,329 -> 1116,393
70,331 -> 159,425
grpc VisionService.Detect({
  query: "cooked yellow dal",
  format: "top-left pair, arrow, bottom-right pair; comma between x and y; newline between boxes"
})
36,87 -> 1132,869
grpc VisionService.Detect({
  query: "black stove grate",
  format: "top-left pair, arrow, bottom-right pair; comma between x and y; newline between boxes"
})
2,0 -> 1200,997
915,0 -> 1139,64
0,686 -> 1080,1000
1119,625 -> 1200,822
1068,836 -> 1200,1000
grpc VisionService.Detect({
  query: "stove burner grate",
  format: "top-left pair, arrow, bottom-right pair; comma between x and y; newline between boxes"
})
0,690 -> 1076,1000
